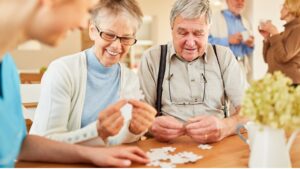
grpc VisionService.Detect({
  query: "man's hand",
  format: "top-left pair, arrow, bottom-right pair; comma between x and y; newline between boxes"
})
243,35 -> 254,48
150,116 -> 185,142
82,145 -> 149,167
97,99 -> 127,140
185,115 -> 226,144
128,99 -> 157,135
229,33 -> 243,45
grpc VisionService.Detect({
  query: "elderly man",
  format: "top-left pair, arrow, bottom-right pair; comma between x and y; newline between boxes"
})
138,0 -> 247,143
209,0 -> 254,81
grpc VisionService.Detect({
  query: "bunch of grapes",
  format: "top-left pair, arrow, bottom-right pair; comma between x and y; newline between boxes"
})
241,71 -> 300,131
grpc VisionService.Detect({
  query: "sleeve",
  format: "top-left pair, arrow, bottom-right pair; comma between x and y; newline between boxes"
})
137,49 -> 158,108
29,61 -> 105,145
208,34 -> 230,47
262,40 -> 271,63
106,69 -> 146,145
243,43 -> 254,56
269,28 -> 300,63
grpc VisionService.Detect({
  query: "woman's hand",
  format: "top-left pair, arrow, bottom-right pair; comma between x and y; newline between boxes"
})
97,100 -> 127,140
128,99 -> 157,135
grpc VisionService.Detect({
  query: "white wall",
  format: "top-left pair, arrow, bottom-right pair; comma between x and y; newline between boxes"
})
11,30 -> 81,70
137,0 -> 174,45
249,0 -> 284,80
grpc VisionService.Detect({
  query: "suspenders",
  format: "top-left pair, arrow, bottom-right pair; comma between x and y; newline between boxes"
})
155,44 -> 228,118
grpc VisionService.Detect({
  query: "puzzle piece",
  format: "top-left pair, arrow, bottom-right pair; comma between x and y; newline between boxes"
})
146,146 -> 203,168
120,103 -> 132,121
198,144 -> 213,150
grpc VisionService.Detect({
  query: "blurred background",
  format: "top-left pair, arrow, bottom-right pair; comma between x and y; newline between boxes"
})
13,0 -> 284,80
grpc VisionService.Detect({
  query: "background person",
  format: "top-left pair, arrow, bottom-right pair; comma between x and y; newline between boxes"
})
209,0 -> 254,81
259,0 -> 300,85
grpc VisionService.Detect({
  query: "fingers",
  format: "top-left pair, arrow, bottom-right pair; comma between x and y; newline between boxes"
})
132,107 -> 155,124
117,147 -> 149,164
157,116 -> 184,129
152,123 -> 185,136
128,99 -> 157,116
106,157 -> 131,167
110,99 -> 128,112
150,117 -> 185,141
98,113 -> 124,139
129,101 -> 157,134
99,99 -> 127,119
186,115 -> 225,143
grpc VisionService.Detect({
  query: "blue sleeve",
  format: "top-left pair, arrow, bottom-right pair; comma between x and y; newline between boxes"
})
0,54 -> 27,168
243,44 -> 254,56
208,34 -> 229,47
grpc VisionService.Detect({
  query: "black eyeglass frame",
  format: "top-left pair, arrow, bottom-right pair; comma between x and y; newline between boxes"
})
94,25 -> 137,46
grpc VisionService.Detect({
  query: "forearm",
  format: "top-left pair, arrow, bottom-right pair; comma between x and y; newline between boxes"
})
18,135 -> 90,164
222,108 -> 248,137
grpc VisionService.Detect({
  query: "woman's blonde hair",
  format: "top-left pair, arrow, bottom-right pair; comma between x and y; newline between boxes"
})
285,0 -> 300,17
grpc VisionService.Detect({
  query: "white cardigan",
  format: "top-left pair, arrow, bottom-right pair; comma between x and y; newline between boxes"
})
30,51 -> 144,146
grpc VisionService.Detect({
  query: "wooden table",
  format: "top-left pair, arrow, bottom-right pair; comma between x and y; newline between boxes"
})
16,134 -> 300,168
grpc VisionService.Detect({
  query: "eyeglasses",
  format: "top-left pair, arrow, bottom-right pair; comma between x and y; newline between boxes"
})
168,57 -> 207,105
95,25 -> 137,46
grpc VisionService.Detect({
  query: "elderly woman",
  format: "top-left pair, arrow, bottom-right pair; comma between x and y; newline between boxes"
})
259,0 -> 300,85
30,0 -> 156,146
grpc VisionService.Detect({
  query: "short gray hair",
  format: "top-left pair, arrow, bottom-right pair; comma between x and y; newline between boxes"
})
90,0 -> 143,32
170,0 -> 211,28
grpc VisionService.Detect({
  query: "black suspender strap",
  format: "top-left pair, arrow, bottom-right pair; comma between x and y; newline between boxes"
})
212,45 -> 229,118
155,44 -> 168,116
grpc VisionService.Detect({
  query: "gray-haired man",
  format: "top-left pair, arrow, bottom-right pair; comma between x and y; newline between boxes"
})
138,0 -> 247,143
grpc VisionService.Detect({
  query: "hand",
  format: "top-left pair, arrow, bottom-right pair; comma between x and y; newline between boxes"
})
185,115 -> 226,144
258,21 -> 278,39
258,26 -> 271,39
243,35 -> 254,48
97,99 -> 127,140
150,115 -> 185,142
82,145 -> 149,167
128,99 -> 157,135
229,33 -> 243,45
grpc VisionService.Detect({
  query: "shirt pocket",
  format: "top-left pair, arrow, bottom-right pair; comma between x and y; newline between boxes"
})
168,72 -> 205,105
205,67 -> 224,108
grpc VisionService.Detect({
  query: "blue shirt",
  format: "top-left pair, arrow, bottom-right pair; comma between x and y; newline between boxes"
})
0,54 -> 27,167
208,9 -> 253,57
81,48 -> 121,127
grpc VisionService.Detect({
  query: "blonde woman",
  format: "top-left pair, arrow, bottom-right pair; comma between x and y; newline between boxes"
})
0,0 -> 148,167
259,0 -> 300,85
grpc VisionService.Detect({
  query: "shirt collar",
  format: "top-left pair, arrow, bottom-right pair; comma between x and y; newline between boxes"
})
169,42 -> 208,63
222,9 -> 241,19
